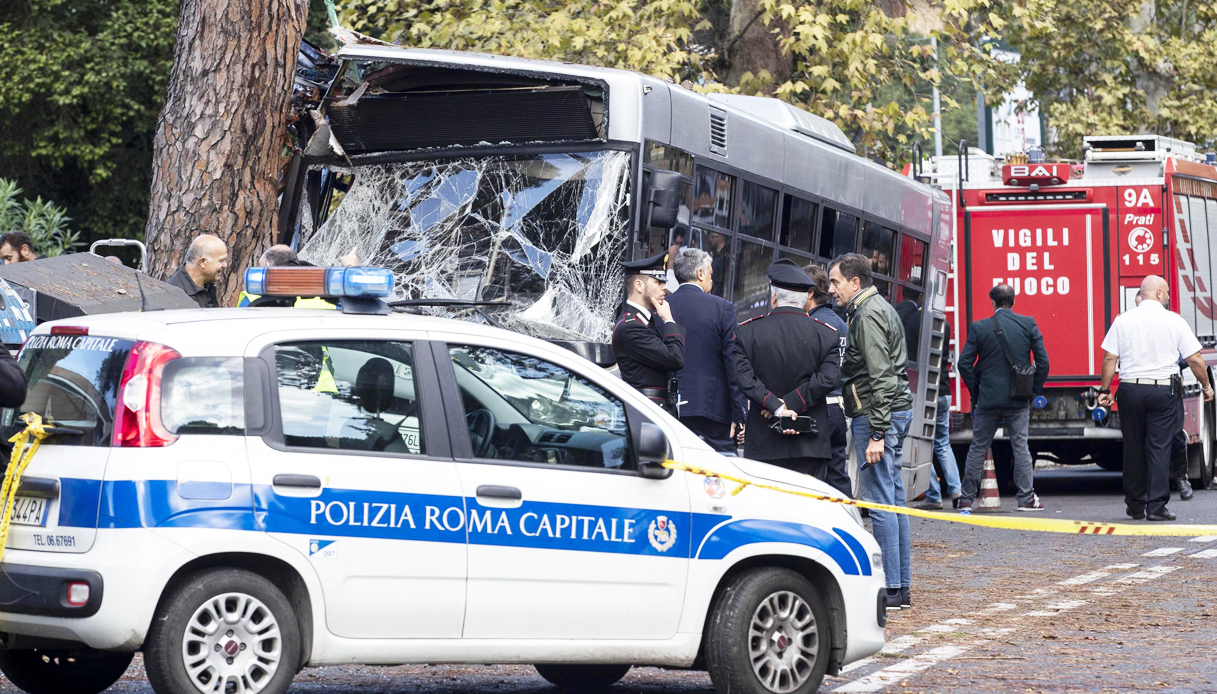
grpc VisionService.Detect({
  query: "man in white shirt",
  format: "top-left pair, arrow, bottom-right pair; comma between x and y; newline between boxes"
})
1097,275 -> 1213,521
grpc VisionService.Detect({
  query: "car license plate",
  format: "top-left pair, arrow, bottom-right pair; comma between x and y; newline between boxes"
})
10,496 -> 48,527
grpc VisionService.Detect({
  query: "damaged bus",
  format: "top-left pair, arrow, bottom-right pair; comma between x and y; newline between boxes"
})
278,40 -> 953,497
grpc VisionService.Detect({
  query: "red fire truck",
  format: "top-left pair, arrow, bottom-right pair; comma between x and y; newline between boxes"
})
920,135 -> 1217,489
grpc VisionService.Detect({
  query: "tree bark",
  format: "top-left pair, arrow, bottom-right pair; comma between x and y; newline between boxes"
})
724,0 -> 792,91
144,0 -> 308,305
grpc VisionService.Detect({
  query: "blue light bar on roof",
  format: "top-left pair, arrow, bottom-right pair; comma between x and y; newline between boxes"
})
333,267 -> 393,297
243,266 -> 393,299
244,267 -> 268,296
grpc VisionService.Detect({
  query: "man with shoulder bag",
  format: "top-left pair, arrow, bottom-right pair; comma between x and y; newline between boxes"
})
957,284 -> 1051,512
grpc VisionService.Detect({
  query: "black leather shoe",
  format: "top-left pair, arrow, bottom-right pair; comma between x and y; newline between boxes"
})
900,587 -> 911,608
1147,509 -> 1177,522
1126,505 -> 1146,520
884,588 -> 903,610
1177,478 -> 1194,501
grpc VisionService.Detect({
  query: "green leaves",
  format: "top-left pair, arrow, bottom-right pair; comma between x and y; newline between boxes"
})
0,178 -> 82,257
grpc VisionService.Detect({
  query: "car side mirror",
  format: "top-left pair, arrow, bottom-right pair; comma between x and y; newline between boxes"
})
646,170 -> 683,230
637,422 -> 673,480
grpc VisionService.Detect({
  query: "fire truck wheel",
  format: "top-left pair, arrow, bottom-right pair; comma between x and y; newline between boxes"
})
1189,402 -> 1215,490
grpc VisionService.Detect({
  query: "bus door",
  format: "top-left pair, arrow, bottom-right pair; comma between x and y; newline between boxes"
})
963,204 -> 1109,380
1117,185 -> 1167,312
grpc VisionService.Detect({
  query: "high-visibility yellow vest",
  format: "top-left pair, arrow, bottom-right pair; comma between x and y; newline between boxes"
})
237,292 -> 336,310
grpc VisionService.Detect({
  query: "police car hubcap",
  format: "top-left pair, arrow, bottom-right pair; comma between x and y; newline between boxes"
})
181,592 -> 282,693
749,590 -> 818,693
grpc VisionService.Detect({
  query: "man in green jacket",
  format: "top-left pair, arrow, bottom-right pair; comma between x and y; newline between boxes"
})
829,253 -> 914,611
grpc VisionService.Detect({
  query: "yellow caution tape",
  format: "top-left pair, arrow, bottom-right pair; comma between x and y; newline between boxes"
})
0,414 -> 51,564
663,460 -> 1217,537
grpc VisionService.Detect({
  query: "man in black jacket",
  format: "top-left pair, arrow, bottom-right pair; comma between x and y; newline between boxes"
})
957,283 -> 1050,511
666,249 -> 747,452
611,252 -> 685,414
732,260 -> 840,476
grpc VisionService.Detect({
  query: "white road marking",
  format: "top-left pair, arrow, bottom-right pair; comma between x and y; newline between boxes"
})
1189,536 -> 1217,543
1059,571 -> 1112,586
1101,563 -> 1140,570
1142,547 -> 1184,556
918,624 -> 962,633
1116,565 -> 1179,583
976,602 -> 1017,614
1023,599 -> 1087,616
837,635 -> 925,674
1189,548 -> 1217,558
833,645 -> 972,693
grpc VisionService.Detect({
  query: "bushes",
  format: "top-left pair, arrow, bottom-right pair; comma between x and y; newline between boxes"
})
0,178 -> 81,257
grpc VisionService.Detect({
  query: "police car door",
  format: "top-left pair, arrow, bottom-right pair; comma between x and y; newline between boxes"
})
432,337 -> 692,640
246,332 -> 466,639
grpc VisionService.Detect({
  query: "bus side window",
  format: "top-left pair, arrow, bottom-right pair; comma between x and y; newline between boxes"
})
819,208 -> 858,259
780,196 -> 818,255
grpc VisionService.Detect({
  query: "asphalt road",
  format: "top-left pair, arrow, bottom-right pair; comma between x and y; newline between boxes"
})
4,464 -> 1216,693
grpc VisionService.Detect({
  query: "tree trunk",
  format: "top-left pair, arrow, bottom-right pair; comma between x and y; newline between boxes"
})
144,0 -> 308,305
724,0 -> 792,92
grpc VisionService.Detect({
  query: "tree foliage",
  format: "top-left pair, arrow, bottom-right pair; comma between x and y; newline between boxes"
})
339,0 -> 1014,165
340,0 -> 708,80
0,0 -> 179,243
0,179 -> 83,257
1001,0 -> 1217,158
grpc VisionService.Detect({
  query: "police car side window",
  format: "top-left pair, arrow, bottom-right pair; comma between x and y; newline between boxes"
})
273,341 -> 425,455
447,345 -> 634,471
161,358 -> 244,435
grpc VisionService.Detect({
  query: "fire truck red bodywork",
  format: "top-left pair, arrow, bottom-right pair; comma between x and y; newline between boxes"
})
930,136 -> 1217,482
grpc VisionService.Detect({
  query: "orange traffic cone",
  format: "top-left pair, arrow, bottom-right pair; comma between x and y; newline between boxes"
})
975,449 -> 1002,513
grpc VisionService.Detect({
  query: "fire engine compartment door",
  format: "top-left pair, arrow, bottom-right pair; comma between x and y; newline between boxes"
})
964,204 -> 1110,380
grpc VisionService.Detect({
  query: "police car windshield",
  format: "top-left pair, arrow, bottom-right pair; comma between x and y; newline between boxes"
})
299,150 -> 631,344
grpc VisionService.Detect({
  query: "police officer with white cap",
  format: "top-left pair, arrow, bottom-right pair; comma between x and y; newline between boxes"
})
612,251 -> 686,414
1097,275 -> 1214,521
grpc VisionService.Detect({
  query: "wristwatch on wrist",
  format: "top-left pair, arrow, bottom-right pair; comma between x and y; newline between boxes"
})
1098,388 -> 1111,395
869,431 -> 885,442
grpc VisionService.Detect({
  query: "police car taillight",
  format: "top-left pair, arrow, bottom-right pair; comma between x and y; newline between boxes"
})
113,341 -> 181,448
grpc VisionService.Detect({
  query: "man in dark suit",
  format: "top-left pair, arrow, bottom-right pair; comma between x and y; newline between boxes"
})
666,248 -> 748,453
611,252 -> 686,414
732,260 -> 841,477
957,283 -> 1050,511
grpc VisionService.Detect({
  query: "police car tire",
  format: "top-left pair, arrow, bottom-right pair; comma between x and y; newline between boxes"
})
533,663 -> 631,690
0,648 -> 133,694
143,568 -> 301,694
705,567 -> 830,694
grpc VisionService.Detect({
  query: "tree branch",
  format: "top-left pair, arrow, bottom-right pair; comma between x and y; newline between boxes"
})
724,8 -> 767,62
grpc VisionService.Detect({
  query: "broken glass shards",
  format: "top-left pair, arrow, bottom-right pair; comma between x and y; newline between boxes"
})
299,150 -> 631,344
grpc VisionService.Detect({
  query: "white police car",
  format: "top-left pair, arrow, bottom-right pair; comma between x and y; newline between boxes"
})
0,266 -> 885,694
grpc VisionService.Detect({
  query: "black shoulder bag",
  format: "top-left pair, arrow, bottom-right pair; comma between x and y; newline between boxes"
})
992,315 -> 1036,399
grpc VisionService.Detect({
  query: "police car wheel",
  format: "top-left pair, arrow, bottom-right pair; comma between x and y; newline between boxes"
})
144,568 -> 301,694
533,663 -> 631,690
706,568 -> 829,694
0,648 -> 133,694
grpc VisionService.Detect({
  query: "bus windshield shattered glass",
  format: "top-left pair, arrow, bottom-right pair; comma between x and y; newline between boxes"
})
299,151 -> 630,343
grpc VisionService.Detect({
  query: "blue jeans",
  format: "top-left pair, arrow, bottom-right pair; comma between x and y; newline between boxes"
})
853,410 -> 913,589
925,394 -> 962,502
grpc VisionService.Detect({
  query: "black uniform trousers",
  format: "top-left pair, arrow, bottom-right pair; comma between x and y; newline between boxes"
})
824,405 -> 853,497
681,415 -> 737,455
768,456 -> 831,480
1170,430 -> 1188,480
1117,383 -> 1182,515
